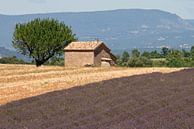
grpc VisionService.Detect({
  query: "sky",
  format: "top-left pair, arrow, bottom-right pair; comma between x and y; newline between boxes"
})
0,0 -> 194,19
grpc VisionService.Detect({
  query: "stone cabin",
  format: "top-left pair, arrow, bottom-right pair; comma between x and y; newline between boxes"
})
64,41 -> 116,67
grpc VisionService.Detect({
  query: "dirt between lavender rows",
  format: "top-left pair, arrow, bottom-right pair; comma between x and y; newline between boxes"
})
0,65 -> 193,129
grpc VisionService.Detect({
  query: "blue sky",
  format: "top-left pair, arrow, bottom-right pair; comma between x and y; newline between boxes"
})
0,0 -> 194,19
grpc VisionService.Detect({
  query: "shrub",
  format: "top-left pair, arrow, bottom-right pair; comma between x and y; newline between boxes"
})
126,57 -> 152,67
0,56 -> 26,64
166,50 -> 185,67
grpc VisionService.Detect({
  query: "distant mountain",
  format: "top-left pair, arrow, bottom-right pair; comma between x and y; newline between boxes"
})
186,19 -> 194,26
0,47 -> 18,57
0,47 -> 29,61
0,9 -> 194,54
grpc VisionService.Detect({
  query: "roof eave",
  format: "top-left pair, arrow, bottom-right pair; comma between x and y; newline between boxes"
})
95,42 -> 111,51
64,49 -> 95,51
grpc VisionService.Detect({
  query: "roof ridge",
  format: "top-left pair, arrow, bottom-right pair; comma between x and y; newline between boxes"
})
64,41 -> 103,50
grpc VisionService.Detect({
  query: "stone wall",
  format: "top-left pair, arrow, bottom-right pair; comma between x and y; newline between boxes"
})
65,51 -> 94,67
94,48 -> 111,66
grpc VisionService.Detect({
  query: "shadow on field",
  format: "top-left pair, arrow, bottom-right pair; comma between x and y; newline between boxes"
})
0,69 -> 194,129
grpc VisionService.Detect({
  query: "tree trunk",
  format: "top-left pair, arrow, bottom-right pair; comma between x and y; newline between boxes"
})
35,60 -> 43,67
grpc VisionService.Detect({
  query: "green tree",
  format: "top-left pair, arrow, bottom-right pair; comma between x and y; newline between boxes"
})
166,50 -> 185,67
140,57 -> 153,67
121,51 -> 130,62
182,49 -> 190,58
127,57 -> 152,67
131,49 -> 140,58
161,47 -> 170,57
150,50 -> 161,58
13,18 -> 77,67
142,51 -> 151,59
191,46 -> 194,61
116,51 -> 130,66
127,57 -> 140,67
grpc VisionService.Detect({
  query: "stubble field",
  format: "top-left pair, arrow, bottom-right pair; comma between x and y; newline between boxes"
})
0,64 -> 182,105
0,64 -> 193,129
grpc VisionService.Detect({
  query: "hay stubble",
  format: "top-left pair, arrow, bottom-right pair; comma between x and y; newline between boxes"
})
0,64 -> 182,105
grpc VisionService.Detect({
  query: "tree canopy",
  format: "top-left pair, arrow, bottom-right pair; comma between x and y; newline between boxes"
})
191,46 -> 194,61
131,49 -> 140,58
117,46 -> 194,67
161,47 -> 170,57
13,18 -> 77,67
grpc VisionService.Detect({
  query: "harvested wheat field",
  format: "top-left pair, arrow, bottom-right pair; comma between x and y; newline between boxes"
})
0,64 -> 182,105
0,64 -> 194,129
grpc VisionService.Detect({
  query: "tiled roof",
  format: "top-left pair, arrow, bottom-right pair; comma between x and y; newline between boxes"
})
64,41 -> 103,50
